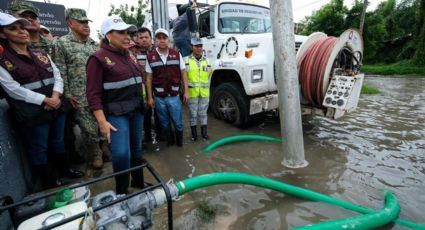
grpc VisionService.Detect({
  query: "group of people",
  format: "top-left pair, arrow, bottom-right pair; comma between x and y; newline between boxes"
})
0,1 -> 213,194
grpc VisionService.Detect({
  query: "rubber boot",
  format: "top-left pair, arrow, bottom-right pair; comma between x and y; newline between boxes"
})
53,154 -> 85,179
34,165 -> 59,190
190,126 -> 197,142
89,143 -> 104,169
164,126 -> 175,146
176,129 -> 183,147
201,125 -> 209,140
99,140 -> 112,162
130,158 -> 145,189
115,173 -> 129,195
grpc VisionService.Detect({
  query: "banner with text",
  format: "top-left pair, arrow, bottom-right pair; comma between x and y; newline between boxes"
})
0,0 -> 68,36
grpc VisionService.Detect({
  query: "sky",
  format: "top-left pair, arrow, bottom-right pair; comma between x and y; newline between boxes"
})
30,0 -> 385,39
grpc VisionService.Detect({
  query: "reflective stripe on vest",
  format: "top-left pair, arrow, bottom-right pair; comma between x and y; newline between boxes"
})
186,57 -> 211,98
103,76 -> 142,90
188,82 -> 209,88
150,60 -> 180,68
21,77 -> 55,90
136,54 -> 146,60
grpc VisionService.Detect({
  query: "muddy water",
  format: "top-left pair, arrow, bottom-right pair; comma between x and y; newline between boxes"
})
90,76 -> 424,229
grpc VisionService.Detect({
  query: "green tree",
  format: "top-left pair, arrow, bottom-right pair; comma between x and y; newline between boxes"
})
300,0 -> 420,63
343,0 -> 386,61
300,0 -> 348,36
108,0 -> 149,28
413,0 -> 425,64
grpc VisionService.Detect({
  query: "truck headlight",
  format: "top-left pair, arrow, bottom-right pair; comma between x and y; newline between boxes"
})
251,69 -> 263,83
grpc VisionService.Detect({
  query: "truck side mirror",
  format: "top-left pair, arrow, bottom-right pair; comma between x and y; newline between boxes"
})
186,8 -> 198,33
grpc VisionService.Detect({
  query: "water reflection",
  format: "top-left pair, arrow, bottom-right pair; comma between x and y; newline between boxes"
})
94,77 -> 424,229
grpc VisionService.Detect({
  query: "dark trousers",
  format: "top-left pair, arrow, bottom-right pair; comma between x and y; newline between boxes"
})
144,107 -> 162,141
64,110 -> 78,160
21,113 -> 66,165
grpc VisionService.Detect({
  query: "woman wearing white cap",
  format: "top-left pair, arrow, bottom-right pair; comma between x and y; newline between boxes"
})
0,12 -> 84,190
86,15 -> 145,194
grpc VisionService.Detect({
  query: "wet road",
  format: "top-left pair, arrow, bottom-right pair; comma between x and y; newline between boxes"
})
90,76 -> 425,229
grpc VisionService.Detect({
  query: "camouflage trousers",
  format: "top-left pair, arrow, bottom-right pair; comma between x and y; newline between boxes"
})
75,106 -> 102,144
188,97 -> 209,126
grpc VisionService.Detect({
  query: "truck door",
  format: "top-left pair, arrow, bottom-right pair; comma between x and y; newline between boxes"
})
198,9 -> 217,61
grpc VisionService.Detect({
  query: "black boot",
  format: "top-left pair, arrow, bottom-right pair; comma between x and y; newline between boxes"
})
53,154 -> 85,179
164,126 -> 175,146
201,125 -> 209,140
34,165 -> 62,190
130,158 -> 145,189
176,130 -> 183,147
190,126 -> 197,142
115,173 -> 130,195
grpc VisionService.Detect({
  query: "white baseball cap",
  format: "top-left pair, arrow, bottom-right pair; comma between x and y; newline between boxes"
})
100,15 -> 137,37
40,25 -> 50,33
0,12 -> 30,27
155,28 -> 169,37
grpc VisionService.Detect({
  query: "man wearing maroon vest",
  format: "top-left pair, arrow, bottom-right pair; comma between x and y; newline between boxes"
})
146,28 -> 189,147
134,27 -> 162,146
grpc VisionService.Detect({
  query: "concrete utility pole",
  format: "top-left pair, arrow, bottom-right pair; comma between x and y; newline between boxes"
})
360,0 -> 368,35
269,0 -> 307,168
151,0 -> 170,32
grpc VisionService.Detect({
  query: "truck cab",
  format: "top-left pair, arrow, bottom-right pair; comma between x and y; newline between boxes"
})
194,1 -> 307,127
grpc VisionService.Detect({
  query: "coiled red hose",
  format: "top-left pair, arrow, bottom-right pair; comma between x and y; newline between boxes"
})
299,37 -> 337,107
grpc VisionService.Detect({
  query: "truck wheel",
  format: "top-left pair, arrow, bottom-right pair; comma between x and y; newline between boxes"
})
212,82 -> 250,128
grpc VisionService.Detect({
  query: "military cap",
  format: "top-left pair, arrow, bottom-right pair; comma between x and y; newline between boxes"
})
65,8 -> 91,21
8,1 -> 40,17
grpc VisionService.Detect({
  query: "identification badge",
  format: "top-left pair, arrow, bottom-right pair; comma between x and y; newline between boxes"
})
4,60 -> 14,71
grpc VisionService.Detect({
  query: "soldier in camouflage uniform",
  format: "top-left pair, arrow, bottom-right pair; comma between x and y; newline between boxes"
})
54,8 -> 111,169
8,1 -> 55,58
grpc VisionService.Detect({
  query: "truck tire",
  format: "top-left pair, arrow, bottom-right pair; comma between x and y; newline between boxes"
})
211,82 -> 250,128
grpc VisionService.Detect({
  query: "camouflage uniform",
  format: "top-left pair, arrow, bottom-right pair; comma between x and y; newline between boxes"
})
54,32 -> 98,142
30,35 -> 56,59
54,8 -> 108,168
8,1 -> 55,58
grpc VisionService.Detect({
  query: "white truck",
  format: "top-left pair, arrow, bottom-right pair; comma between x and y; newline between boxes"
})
173,1 -> 363,128
191,1 -> 307,127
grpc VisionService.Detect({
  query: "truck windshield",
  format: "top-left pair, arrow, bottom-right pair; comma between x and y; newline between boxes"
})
218,3 -> 271,34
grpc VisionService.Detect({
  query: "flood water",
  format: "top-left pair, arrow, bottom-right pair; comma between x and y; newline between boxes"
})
90,76 -> 425,229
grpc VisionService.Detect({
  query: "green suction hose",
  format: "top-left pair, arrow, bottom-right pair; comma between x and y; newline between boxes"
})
292,191 -> 400,230
176,172 -> 425,229
202,135 -> 281,153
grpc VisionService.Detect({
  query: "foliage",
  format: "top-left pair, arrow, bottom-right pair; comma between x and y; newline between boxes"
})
300,0 -> 348,36
361,84 -> 381,94
413,0 -> 425,64
108,0 -> 149,28
300,0 -> 423,64
362,61 -> 425,76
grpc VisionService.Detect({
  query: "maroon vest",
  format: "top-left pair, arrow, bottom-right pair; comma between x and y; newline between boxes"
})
90,44 -> 144,115
147,48 -> 181,97
0,45 -> 58,126
133,46 -> 150,69
1,46 -> 54,88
